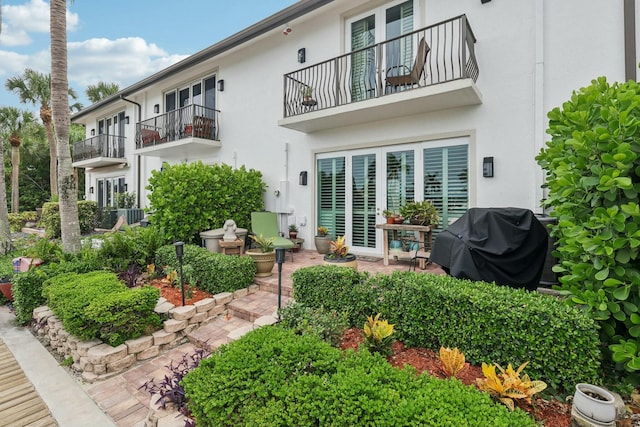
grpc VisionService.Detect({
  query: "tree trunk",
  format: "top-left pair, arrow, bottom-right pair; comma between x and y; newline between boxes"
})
11,144 -> 19,213
51,0 -> 80,254
41,106 -> 57,197
0,141 -> 13,255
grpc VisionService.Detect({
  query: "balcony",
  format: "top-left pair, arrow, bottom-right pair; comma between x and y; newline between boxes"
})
278,15 -> 481,133
72,135 -> 126,168
135,104 -> 221,158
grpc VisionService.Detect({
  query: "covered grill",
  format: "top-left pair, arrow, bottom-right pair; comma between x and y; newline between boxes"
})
430,208 -> 548,291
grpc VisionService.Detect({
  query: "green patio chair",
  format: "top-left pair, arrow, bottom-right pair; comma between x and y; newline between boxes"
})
251,212 -> 295,261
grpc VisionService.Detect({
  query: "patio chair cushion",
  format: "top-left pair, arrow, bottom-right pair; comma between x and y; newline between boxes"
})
250,212 -> 295,250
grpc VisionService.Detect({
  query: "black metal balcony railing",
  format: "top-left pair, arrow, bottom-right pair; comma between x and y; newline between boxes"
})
136,104 -> 219,149
283,14 -> 478,118
72,134 -> 125,162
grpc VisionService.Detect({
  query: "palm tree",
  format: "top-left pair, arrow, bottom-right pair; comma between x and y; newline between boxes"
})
51,0 -> 81,253
0,105 -> 12,254
0,107 -> 35,213
86,82 -> 119,103
5,69 -> 80,198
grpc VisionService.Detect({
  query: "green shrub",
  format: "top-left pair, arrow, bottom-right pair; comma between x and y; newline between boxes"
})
8,211 -> 38,232
146,161 -> 266,243
43,271 -> 160,345
536,76 -> 640,383
12,267 -> 51,325
41,201 -> 97,238
278,302 -> 349,346
84,286 -> 161,346
155,244 -> 255,295
293,268 -> 601,393
183,327 -> 535,427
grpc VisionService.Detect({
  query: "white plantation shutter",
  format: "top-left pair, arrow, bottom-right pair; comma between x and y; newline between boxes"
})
317,157 -> 346,238
386,150 -> 414,213
352,154 -> 377,247
423,145 -> 468,233
351,16 -> 376,101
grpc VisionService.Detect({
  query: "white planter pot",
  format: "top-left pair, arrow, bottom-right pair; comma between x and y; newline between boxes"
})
573,383 -> 616,424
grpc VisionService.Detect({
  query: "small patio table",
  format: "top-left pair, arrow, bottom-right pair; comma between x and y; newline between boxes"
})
375,223 -> 432,269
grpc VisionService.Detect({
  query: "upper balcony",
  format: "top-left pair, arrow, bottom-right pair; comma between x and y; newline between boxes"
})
278,15 -> 481,133
72,134 -> 126,168
135,104 -> 221,158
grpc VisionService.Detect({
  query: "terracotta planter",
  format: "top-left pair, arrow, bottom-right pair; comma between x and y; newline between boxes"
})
0,281 -> 13,301
246,250 -> 276,277
573,383 -> 616,424
386,217 -> 395,224
289,231 -> 298,239
314,235 -> 332,254
323,253 -> 358,270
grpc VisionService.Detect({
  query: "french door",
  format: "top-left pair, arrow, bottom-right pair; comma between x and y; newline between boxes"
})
347,0 -> 415,101
316,138 -> 469,254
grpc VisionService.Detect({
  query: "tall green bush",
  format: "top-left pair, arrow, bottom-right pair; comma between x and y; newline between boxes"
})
536,76 -> 640,383
147,161 -> 266,243
41,200 -> 97,238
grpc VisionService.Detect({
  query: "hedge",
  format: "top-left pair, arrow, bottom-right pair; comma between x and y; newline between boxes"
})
42,271 -> 161,346
183,327 -> 535,427
41,200 -> 97,238
292,266 -> 601,393
155,244 -> 255,295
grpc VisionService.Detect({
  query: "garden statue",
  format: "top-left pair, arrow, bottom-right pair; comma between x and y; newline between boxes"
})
222,219 -> 238,241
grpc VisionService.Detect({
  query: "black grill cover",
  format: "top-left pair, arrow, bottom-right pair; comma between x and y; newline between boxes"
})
430,208 -> 548,291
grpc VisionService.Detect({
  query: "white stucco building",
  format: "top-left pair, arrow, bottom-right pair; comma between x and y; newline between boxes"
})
71,0 -> 639,256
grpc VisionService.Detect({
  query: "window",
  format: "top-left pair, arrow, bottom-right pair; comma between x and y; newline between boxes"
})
317,157 -> 346,239
96,176 -> 126,208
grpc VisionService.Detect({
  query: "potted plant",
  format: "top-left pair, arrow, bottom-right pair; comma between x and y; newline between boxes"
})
323,235 -> 357,270
301,85 -> 316,107
246,234 -> 276,277
399,200 -> 440,226
288,224 -> 299,239
0,275 -> 13,302
572,383 -> 617,424
314,226 -> 332,254
382,209 -> 396,224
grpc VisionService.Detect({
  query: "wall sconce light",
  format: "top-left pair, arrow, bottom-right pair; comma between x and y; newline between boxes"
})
91,129 -> 95,136
125,116 -> 130,124
123,183 -> 128,192
154,104 -> 160,114
483,156 -> 494,178
481,0 -> 492,3
298,48 -> 306,63
89,186 -> 94,194
299,171 -> 307,186
218,79 -> 224,92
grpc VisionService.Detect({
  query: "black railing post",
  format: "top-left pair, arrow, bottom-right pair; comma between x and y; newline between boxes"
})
461,15 -> 468,79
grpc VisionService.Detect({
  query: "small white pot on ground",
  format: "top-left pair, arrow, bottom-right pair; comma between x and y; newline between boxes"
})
572,383 -> 616,425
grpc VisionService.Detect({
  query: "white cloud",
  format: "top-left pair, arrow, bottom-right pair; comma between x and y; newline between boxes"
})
0,0 -> 79,47
68,37 -> 187,90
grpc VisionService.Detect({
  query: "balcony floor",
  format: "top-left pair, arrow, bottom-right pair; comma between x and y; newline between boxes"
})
135,137 -> 221,158
279,79 -> 482,133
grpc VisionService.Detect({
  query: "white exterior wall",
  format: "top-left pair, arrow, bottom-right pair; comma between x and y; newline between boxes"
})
74,0 -> 634,251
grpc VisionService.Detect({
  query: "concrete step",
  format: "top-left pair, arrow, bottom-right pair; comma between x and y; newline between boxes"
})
186,315 -> 254,351
228,290 -> 293,322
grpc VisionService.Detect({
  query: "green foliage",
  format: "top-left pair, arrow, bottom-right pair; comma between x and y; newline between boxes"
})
278,302 -> 348,346
96,226 -> 168,272
43,271 -> 160,345
293,268 -> 601,393
399,199 -> 440,225
155,244 -> 255,295
183,327 -> 536,427
41,201 -> 97,238
12,267 -> 50,324
248,234 -> 274,252
8,211 -> 38,232
115,192 -> 136,209
25,238 -> 62,264
536,76 -> 640,382
363,313 -> 395,356
84,286 -> 161,346
147,161 -> 266,243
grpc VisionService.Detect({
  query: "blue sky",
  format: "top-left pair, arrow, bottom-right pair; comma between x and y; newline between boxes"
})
0,0 -> 297,110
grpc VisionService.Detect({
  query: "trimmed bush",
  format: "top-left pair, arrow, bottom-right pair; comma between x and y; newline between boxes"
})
155,244 -> 255,295
96,226 -> 168,271
12,267 -> 51,325
8,211 -> 38,232
41,201 -> 97,238
183,327 -> 536,427
42,271 -> 161,345
278,302 -> 349,347
147,161 -> 266,243
292,268 -> 601,393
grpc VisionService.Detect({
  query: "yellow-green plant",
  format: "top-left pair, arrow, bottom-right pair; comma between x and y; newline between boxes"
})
363,313 -> 394,355
316,226 -> 329,237
476,361 -> 547,411
439,346 -> 466,378
249,234 -> 275,253
328,235 -> 350,258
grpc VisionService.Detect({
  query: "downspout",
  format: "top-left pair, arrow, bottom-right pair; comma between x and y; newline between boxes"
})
624,0 -> 636,81
534,0 -> 545,212
120,95 -> 142,208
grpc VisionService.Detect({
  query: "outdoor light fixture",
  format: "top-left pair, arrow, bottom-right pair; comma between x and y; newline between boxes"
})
174,242 -> 185,306
125,116 -> 130,124
298,48 -> 306,63
218,80 -> 224,92
123,183 -> 128,192
481,0 -> 491,3
89,186 -> 94,194
91,129 -> 95,136
483,156 -> 494,178
275,247 -> 286,318
154,104 -> 160,114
